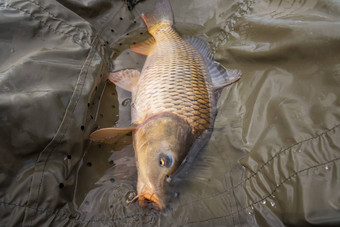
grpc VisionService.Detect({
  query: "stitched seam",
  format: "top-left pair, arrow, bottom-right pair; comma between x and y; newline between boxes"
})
1,3 -> 90,46
30,35 -> 99,226
178,122 -> 340,207
0,2 -> 94,223
240,122 -> 340,186
182,157 -> 340,226
248,157 -> 340,207
210,0 -> 255,55
3,0 -> 147,225
0,201 -> 149,224
27,0 -> 94,38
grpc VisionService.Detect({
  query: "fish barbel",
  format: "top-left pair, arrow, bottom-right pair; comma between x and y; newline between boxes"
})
90,0 -> 241,210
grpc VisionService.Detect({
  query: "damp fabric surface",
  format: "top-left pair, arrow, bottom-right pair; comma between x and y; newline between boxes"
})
0,0 -> 340,226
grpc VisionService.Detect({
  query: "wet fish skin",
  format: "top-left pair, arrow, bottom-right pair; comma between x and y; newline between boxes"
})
127,1 -> 215,209
133,113 -> 194,210
132,22 -> 214,138
90,0 -> 241,210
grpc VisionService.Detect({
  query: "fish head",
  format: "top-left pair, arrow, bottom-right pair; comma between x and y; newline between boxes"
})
133,113 -> 194,210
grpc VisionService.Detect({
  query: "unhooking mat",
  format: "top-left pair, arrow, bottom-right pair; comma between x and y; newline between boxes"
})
0,0 -> 340,226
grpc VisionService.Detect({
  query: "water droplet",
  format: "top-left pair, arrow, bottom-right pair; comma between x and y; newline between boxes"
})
73,36 -> 82,45
261,200 -> 266,205
270,201 -> 275,207
122,98 -> 131,106
325,165 -> 329,170
250,206 -> 254,210
297,149 -> 302,153
125,191 -> 136,203
248,211 -> 252,215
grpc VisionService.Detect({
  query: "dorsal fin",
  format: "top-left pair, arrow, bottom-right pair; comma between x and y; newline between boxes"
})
185,37 -> 241,89
130,37 -> 156,56
108,69 -> 140,92
90,127 -> 135,144
184,36 -> 212,59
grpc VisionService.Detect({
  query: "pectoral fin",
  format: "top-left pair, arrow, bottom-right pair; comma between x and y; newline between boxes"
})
108,69 -> 140,92
130,37 -> 156,56
185,37 -> 241,89
90,127 -> 135,144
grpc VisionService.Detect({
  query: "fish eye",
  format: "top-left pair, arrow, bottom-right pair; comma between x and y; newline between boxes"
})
159,154 -> 173,168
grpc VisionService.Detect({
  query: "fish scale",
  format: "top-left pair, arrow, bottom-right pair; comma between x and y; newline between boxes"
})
133,25 -> 213,137
90,0 -> 241,210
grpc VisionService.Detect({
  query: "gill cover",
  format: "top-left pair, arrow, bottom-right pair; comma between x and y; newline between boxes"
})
133,113 -> 194,209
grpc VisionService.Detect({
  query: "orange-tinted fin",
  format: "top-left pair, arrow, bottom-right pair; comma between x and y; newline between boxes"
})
140,0 -> 173,31
89,127 -> 135,144
108,69 -> 140,92
130,37 -> 156,55
185,36 -> 241,89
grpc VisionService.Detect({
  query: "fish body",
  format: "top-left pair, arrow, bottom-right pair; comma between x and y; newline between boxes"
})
90,0 -> 241,210
132,21 -> 213,138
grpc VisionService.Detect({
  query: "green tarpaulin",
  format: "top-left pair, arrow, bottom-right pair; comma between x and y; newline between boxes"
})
1,0 -> 339,226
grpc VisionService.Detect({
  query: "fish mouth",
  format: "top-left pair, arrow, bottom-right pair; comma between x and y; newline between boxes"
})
130,190 -> 163,210
135,182 -> 165,210
138,192 -> 163,210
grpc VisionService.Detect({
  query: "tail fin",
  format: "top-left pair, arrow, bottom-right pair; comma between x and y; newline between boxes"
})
141,0 -> 173,31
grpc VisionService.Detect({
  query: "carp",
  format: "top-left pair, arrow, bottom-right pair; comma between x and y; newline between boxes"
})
90,0 -> 241,210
